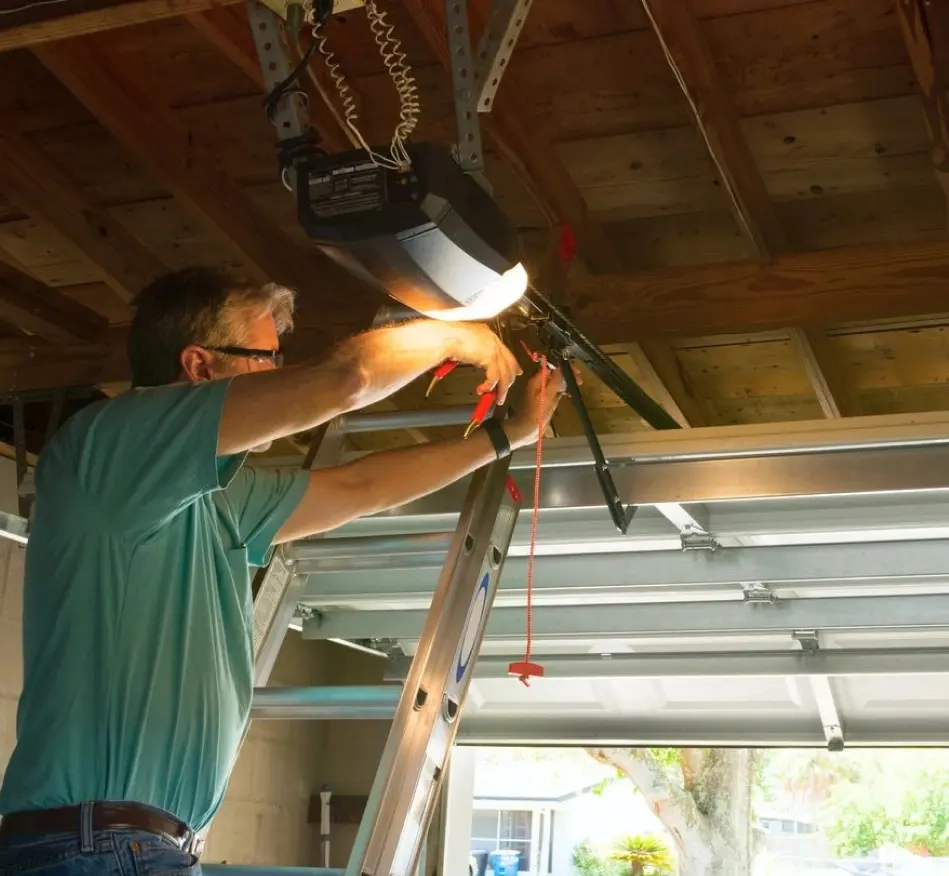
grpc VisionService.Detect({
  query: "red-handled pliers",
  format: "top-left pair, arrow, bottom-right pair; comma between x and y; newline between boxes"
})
426,358 -> 496,438
463,391 -> 497,439
425,359 -> 458,397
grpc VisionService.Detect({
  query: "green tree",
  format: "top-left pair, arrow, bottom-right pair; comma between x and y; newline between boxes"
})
571,840 -> 621,876
823,753 -> 949,856
609,834 -> 674,876
588,748 -> 758,876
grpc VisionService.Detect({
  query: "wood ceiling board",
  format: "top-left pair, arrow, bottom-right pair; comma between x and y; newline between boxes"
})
602,211 -> 748,270
677,338 -> 815,401
828,326 -> 949,391
0,0 -> 242,52
506,0 -> 913,142
705,392 -> 825,424
0,219 -> 102,286
564,239 -> 949,343
59,283 -> 132,324
111,199 -> 267,281
859,383 -> 949,416
0,259 -> 108,344
30,123 -> 169,206
558,104 -> 929,219
0,130 -> 166,300
0,50 -> 93,132
778,185 -> 947,252
101,16 -> 260,108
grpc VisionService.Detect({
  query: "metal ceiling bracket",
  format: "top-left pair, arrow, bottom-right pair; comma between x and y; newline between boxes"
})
474,0 -> 534,112
742,582 -> 775,604
445,0 -> 485,173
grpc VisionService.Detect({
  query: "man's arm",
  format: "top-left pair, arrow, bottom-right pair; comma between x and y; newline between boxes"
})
217,319 -> 521,456
274,365 -> 566,541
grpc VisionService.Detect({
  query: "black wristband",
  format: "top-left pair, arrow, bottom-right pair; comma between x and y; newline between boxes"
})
480,418 -> 511,459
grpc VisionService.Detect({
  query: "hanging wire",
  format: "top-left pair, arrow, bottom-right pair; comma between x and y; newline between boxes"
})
304,0 -> 419,170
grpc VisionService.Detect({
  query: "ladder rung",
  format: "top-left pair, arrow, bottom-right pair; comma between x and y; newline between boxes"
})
289,532 -> 454,562
251,686 -> 400,720
338,405 -> 476,434
203,867 -> 344,875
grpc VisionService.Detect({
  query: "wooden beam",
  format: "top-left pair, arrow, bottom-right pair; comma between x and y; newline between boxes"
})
639,0 -> 855,416
896,0 -> 949,204
186,6 -> 355,153
628,340 -> 707,428
639,0 -> 787,258
564,239 -> 949,345
0,130 -> 166,301
0,319 -> 350,393
0,258 -> 108,344
788,328 -> 860,420
403,0 -> 622,274
0,0 -> 241,53
34,37 -> 376,320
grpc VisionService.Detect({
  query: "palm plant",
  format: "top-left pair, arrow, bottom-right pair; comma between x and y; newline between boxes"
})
608,834 -> 674,876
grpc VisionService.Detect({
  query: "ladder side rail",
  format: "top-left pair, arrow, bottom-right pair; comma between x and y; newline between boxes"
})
345,458 -> 520,876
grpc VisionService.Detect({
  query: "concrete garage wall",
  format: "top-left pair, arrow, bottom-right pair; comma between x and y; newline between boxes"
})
203,632 -> 330,866
315,647 -> 392,869
0,456 -> 330,867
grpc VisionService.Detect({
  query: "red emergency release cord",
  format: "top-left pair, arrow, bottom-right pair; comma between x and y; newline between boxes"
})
509,223 -> 575,687
508,349 -> 548,687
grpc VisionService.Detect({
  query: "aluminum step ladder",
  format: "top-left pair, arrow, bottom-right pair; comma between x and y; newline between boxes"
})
203,404 -> 523,876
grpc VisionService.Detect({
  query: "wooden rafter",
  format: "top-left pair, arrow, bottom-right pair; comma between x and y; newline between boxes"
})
187,5 -> 356,153
0,258 -> 108,345
0,0 -> 241,52
896,0 -> 949,204
0,130 -> 166,301
639,0 -> 856,418
33,36 -> 375,327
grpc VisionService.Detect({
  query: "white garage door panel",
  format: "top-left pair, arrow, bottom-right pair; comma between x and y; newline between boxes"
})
293,417 -> 949,746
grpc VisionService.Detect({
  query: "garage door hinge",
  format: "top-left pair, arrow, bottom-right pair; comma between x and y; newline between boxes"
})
742,582 -> 775,604
680,527 -> 719,552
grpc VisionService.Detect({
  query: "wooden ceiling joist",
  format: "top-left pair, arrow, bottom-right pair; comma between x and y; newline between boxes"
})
897,0 -> 949,204
0,130 -> 166,302
0,0 -> 241,53
0,259 -> 108,345
33,37 -> 374,325
638,0 -> 856,418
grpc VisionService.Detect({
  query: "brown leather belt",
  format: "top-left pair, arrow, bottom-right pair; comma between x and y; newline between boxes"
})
0,802 -> 193,849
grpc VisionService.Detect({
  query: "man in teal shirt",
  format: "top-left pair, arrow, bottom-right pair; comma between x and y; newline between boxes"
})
0,267 -> 565,875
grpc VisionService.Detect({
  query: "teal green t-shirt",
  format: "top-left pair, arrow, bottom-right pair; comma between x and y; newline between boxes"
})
0,379 -> 309,831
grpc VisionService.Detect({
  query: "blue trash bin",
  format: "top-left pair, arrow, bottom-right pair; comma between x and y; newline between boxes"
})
489,849 -> 521,876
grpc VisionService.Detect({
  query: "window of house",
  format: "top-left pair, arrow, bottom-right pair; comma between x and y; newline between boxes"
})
470,809 -> 532,872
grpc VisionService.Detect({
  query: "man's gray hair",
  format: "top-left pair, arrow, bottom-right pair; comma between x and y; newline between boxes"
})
127,266 -> 297,387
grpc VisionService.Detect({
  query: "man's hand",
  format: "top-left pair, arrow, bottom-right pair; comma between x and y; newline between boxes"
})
429,321 -> 522,404
505,362 -> 578,449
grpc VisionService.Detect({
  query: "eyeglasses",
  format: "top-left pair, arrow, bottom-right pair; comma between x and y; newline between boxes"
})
203,345 -> 284,368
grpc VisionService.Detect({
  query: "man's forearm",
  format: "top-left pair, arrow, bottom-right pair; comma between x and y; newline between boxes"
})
275,428 -> 506,541
342,428 -> 501,516
218,321 -> 460,456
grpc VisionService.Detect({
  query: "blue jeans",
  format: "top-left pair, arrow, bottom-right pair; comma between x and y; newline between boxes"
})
0,828 -> 201,875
